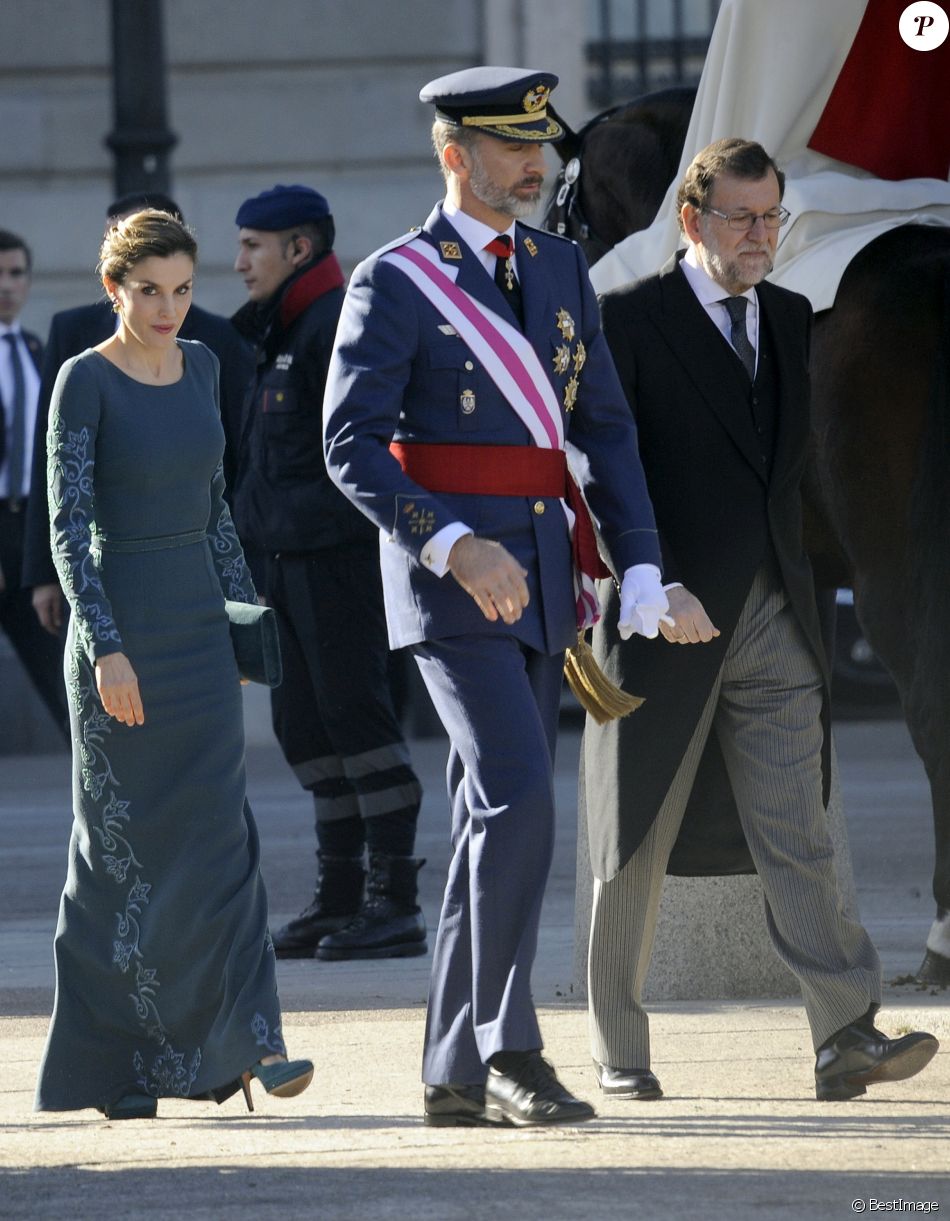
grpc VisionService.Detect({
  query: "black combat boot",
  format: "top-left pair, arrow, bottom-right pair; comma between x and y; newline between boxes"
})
315,855 -> 427,960
272,854 -> 365,959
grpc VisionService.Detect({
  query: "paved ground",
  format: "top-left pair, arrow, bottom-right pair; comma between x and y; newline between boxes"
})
1,714 -> 948,1220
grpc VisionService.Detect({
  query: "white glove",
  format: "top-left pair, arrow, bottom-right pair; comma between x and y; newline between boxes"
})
618,563 -> 674,640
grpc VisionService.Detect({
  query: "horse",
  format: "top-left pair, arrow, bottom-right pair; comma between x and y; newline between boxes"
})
545,91 -> 950,987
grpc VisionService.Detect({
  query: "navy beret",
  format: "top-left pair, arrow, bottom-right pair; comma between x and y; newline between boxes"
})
235,184 -> 331,230
420,66 -> 562,143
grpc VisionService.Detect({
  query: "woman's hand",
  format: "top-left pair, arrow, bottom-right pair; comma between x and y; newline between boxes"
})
95,652 -> 145,726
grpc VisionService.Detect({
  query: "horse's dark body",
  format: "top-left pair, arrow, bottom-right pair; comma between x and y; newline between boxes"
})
545,91 -> 950,984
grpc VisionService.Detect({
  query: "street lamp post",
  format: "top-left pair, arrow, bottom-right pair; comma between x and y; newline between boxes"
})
105,0 -> 178,197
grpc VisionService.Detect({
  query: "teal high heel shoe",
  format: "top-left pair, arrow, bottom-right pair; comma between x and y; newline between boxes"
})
239,1058 -> 314,1112
98,1093 -> 158,1120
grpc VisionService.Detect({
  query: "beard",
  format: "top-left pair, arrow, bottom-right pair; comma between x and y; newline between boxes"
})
468,155 -> 544,219
702,242 -> 774,293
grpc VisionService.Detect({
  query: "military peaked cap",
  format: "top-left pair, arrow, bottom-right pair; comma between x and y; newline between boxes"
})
420,66 -> 562,143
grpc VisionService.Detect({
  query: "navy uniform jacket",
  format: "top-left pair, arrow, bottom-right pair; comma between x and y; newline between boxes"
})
323,203 -> 661,656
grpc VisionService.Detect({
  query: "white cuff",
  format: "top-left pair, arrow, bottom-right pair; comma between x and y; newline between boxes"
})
420,522 -> 473,577
663,582 -> 683,592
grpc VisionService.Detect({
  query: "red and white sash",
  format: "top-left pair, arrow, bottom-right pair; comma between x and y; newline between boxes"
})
381,237 -> 600,628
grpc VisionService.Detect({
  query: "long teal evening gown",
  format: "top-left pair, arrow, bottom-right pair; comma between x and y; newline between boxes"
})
35,340 -> 285,1112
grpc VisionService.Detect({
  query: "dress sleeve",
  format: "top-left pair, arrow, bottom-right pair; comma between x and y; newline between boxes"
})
207,458 -> 257,603
46,357 -> 124,661
198,343 -> 257,604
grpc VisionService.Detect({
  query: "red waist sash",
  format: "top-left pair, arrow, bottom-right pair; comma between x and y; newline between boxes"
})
389,441 -> 610,580
389,441 -> 565,497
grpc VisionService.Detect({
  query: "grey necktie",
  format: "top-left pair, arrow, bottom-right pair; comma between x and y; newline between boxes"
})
3,333 -> 26,502
721,295 -> 756,381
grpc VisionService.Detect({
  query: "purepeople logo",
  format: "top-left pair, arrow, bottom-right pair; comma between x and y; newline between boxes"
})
899,1 -> 949,49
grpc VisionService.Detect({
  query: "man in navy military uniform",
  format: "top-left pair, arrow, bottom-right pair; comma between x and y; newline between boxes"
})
231,186 -> 425,961
324,67 -> 669,1127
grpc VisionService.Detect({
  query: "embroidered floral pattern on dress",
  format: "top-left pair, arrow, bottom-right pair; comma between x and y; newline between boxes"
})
47,422 -> 122,658
208,462 -> 257,602
134,1045 -> 201,1099
251,1012 -> 286,1056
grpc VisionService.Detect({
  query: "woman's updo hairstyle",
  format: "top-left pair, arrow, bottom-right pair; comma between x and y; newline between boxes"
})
98,208 -> 198,286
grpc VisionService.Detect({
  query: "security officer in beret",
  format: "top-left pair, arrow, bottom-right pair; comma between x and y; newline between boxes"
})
324,68 -> 668,1127
231,184 -> 425,962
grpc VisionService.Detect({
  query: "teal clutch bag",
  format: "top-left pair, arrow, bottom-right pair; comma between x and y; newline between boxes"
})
225,600 -> 283,687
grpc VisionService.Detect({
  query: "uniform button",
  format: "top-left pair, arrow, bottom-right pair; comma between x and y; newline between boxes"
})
464,360 -> 474,371
751,396 -> 758,405
276,392 -> 284,402
533,500 -> 546,515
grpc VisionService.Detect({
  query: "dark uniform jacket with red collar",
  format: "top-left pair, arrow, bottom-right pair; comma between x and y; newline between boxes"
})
231,254 -> 376,553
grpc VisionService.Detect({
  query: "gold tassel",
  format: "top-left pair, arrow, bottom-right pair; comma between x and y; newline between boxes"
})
563,631 -> 645,725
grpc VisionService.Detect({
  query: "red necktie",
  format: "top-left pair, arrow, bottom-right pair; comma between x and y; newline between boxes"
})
484,234 -> 523,327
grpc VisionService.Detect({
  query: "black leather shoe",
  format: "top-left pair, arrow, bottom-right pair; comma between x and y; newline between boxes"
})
594,1062 -> 663,1100
423,1084 -> 509,1127
815,1021 -> 939,1101
484,1052 -> 596,1126
316,855 -> 427,961
272,902 -> 354,959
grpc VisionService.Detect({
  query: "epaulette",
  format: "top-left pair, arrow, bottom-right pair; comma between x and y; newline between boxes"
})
517,219 -> 573,246
369,227 -> 429,260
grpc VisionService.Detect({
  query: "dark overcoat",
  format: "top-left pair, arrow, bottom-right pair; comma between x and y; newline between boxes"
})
583,254 -> 831,883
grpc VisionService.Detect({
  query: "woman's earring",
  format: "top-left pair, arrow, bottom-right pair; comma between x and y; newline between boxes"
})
111,298 -> 120,314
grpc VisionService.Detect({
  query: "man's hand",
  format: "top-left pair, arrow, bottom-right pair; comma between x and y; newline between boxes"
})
32,583 -> 65,634
447,535 -> 530,625
659,585 -> 720,644
618,563 -> 673,639
95,652 -> 145,726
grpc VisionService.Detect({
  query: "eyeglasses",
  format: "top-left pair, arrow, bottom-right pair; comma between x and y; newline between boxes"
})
702,206 -> 791,231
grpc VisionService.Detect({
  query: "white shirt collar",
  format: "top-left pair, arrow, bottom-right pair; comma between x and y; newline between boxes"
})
0,322 -> 22,340
681,244 -> 757,308
441,199 -> 516,260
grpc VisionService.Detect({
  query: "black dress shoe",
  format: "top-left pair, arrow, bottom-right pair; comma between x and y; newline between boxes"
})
484,1052 -> 596,1127
423,1084 -> 509,1127
594,1062 -> 663,1100
815,1021 -> 939,1101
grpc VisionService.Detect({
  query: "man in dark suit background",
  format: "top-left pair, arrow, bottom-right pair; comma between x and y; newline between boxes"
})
23,192 -> 254,632
0,229 -> 69,739
583,139 -> 938,1102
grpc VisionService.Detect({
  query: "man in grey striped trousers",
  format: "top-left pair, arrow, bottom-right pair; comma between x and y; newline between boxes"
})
583,139 -> 938,1102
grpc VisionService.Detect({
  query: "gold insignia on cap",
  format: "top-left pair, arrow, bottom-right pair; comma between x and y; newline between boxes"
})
523,236 -> 538,257
573,340 -> 587,374
440,241 -> 462,260
564,375 -> 579,412
523,84 -> 550,113
556,308 -> 575,341
553,345 -> 571,376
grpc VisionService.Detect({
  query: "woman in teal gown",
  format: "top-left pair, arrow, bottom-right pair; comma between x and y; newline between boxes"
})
35,209 -> 312,1119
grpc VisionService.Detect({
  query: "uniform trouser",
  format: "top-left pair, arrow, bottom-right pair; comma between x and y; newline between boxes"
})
413,634 -> 564,1085
266,544 -> 421,833
588,565 -> 882,1069
0,503 -> 69,741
